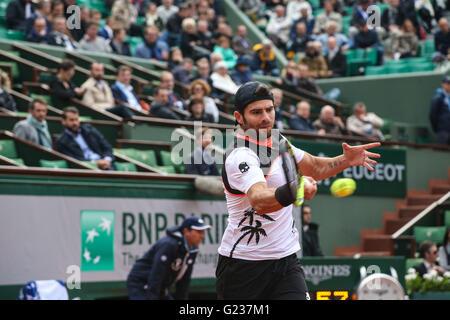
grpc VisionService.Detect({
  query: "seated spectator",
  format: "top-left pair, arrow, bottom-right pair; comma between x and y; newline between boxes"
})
191,58 -> 214,89
353,22 -> 384,65
266,5 -> 292,49
48,16 -> 77,51
25,0 -> 51,36
81,62 -> 134,119
49,0 -> 64,22
89,8 -> 102,25
271,88 -> 284,130
13,98 -> 52,150
187,97 -> 214,123
49,59 -> 85,108
325,36 -> 347,78
213,36 -> 238,71
429,76 -> 450,145
434,18 -> 450,59
316,21 -> 351,55
144,3 -> 163,31
68,4 -> 88,42
99,17 -> 116,40
0,85 -> 16,111
164,2 -> 192,47
381,0 -> 405,34
196,19 -> 215,52
290,6 -> 315,36
79,21 -> 113,54
160,71 -> 184,110
188,79 -> 219,123
298,42 -> 328,79
6,0 -> 35,31
438,227 -> 450,271
168,47 -> 184,71
346,102 -> 384,140
184,127 -> 219,176
135,26 -> 169,61
172,58 -> 194,86
281,60 -> 302,86
180,18 -> 203,61
251,39 -> 280,77
149,86 -> 181,120
156,0 -> 178,28
26,17 -> 49,43
413,240 -> 446,277
210,61 -> 239,95
313,0 -> 342,35
210,51 -> 223,71
111,65 -> 148,113
289,101 -> 323,134
286,0 -> 312,23
286,21 -> 314,58
313,105 -> 346,135
236,0 -> 264,23
110,27 -> 131,56
390,19 -> 419,59
55,106 -> 114,170
231,55 -> 253,86
232,25 -> 253,57
111,0 -> 139,36
349,0 -> 371,40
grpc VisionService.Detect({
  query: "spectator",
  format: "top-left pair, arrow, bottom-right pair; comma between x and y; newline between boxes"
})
111,65 -> 148,113
266,5 -> 292,49
0,85 -> 16,110
296,64 -> 325,96
188,79 -> 219,123
353,22 -> 384,65
172,58 -> 194,86
346,102 -> 384,140
184,127 -> 219,175
49,0 -> 64,22
26,17 -> 49,43
236,0 -> 264,23
55,106 -> 114,170
196,19 -> 215,52
313,105 -> 346,135
298,41 -> 328,79
191,58 -> 214,89
79,21 -> 113,54
168,47 -> 184,71
413,240 -> 446,277
429,76 -> 450,145
213,35 -> 238,70
281,60 -> 302,86
89,9 -> 102,25
390,18 -> 419,59
271,88 -> 284,130
25,0 -> 51,36
110,27 -> 131,56
316,20 -> 351,55
313,0 -> 342,35
99,17 -> 116,40
156,0 -> 178,28
49,59 -> 85,108
144,2 -> 163,31
126,216 -> 210,300
48,16 -> 77,51
381,0 -> 405,34
69,5 -> 88,42
290,6 -> 315,36
325,36 -> 347,78
81,62 -> 134,119
232,25 -> 253,57
434,17 -> 450,58
286,21 -> 314,57
301,204 -> 324,257
0,69 -> 11,91
210,61 -> 239,95
209,51 -> 223,71
438,227 -> 450,271
164,2 -> 192,47
415,0 -> 436,33
13,98 -> 52,150
149,86 -> 181,120
350,0 -> 371,32
251,39 -> 280,77
160,71 -> 184,110
289,101 -> 323,134
111,0 -> 139,36
231,55 -> 253,86
6,0 -> 35,31
187,97 -> 214,123
180,18 -> 200,60
135,26 -> 169,61
286,0 -> 312,22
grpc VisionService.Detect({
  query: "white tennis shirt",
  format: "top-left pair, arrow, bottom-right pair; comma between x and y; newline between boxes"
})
218,143 -> 305,260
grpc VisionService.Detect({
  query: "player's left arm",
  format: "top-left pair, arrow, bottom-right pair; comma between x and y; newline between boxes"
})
298,142 -> 381,181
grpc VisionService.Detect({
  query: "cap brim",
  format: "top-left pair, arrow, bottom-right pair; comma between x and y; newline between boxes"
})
191,225 -> 212,230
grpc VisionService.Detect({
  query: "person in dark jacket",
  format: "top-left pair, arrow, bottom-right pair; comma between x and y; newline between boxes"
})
186,97 -> 214,123
289,101 -> 320,134
150,86 -> 181,120
6,0 -> 35,31
325,36 -> 347,78
109,27 -> 131,56
184,127 -> 219,176
413,240 -> 446,277
230,55 -> 253,86
126,216 -> 211,300
55,106 -> 114,170
429,76 -> 450,145
301,204 -> 324,257
49,59 -> 85,108
353,22 -> 384,65
26,17 -> 49,43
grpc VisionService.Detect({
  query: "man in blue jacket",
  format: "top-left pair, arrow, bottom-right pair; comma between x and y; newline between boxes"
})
429,76 -> 450,145
126,216 -> 211,300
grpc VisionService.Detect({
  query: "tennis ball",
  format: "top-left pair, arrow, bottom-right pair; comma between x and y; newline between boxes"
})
330,178 -> 356,197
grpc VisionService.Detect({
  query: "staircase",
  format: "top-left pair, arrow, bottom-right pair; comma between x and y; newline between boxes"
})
334,168 -> 450,257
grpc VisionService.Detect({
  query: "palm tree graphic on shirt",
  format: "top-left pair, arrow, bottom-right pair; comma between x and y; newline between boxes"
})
230,208 -> 275,258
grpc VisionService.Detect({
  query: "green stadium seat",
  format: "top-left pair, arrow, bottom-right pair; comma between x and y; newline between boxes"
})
387,64 -> 410,74
30,94 -> 51,105
39,159 -> 68,169
406,258 -> 423,272
12,158 -> 24,165
6,30 -> 25,41
156,165 -> 176,174
132,150 -> 158,167
445,210 -> 450,228
409,62 -> 435,72
0,62 -> 19,79
38,73 -> 54,84
404,57 -> 431,64
81,161 -> 98,169
114,162 -> 137,172
0,140 -> 18,158
342,16 -> 351,35
414,226 -> 447,246
365,48 -> 377,66
160,150 -> 184,174
113,148 -> 135,158
309,0 -> 320,9
365,65 -> 387,76
419,40 -> 435,57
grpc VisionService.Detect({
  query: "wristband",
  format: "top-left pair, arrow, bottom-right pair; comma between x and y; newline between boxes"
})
275,182 -> 296,207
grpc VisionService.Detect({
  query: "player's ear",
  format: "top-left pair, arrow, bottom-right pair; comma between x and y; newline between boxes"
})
234,111 -> 243,126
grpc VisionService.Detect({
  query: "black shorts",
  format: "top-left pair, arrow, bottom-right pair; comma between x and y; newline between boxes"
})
215,253 -> 309,300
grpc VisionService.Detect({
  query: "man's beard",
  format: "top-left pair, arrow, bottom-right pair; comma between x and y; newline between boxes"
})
240,115 -> 272,141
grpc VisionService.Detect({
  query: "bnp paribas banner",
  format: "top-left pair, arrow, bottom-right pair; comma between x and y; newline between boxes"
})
0,195 -> 231,286
291,140 -> 407,198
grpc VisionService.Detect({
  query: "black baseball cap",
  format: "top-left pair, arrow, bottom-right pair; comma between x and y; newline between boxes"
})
181,216 -> 211,231
235,81 -> 274,113
442,75 -> 450,83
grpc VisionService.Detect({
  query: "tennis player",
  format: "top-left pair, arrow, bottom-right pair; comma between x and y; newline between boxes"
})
216,81 -> 381,300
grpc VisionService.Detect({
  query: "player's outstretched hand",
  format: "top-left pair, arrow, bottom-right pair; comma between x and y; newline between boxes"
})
342,142 -> 381,171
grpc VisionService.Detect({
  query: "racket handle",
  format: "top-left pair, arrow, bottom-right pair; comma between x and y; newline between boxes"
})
294,176 -> 304,207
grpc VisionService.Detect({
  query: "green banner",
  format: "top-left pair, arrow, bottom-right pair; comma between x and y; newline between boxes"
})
291,140 -> 407,197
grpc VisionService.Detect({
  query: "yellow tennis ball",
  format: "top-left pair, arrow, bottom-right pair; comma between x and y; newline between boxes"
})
330,178 -> 356,197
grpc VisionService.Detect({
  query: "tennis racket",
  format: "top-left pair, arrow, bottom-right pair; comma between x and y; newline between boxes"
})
279,138 -> 305,207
